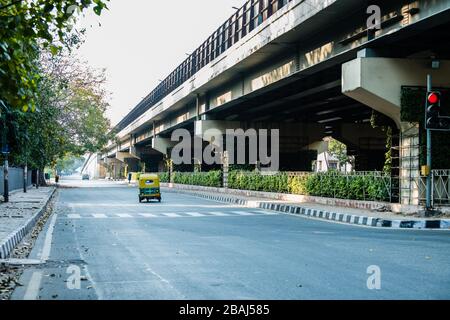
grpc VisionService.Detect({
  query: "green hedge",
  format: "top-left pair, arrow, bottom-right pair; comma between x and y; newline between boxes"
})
161,170 -> 391,202
159,172 -> 169,183
229,171 -> 391,202
172,170 -> 222,187
228,171 -> 289,193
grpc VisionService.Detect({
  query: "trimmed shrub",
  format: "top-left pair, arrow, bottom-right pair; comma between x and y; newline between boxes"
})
172,170 -> 222,187
229,170 -> 391,202
159,172 -> 169,183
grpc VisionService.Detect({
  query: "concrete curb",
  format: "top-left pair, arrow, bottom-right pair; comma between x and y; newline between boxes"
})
164,188 -> 450,230
0,188 -> 57,259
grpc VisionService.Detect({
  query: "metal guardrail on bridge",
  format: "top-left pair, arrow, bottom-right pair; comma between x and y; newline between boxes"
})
115,0 -> 295,132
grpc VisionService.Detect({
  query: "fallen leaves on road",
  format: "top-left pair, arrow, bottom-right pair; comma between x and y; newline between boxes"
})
0,191 -> 57,300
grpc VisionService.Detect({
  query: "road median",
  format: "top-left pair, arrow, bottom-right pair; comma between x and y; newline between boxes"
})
162,183 -> 450,230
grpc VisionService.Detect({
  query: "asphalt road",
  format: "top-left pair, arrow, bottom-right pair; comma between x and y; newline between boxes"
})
11,180 -> 450,300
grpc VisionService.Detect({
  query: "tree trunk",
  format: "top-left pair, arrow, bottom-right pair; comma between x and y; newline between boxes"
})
38,168 -> 47,187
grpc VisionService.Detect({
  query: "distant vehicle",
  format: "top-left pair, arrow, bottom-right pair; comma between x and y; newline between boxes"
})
82,174 -> 90,180
138,173 -> 161,203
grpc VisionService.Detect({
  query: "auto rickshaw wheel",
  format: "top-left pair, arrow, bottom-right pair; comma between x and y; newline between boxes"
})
158,197 -> 161,202
139,196 -> 142,203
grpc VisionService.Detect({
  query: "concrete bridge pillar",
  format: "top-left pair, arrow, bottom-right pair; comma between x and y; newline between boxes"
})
342,57 -> 450,205
152,136 -> 176,156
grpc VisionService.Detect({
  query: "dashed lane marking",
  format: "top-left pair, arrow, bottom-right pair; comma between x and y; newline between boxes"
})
207,211 -> 229,216
116,213 -> 132,218
232,211 -> 256,216
92,213 -> 108,219
63,211 -> 276,219
139,213 -> 157,218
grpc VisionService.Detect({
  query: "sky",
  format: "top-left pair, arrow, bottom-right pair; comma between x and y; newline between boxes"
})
76,0 -> 245,126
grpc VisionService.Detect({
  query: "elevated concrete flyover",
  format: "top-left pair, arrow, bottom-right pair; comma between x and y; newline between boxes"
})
104,0 -> 450,204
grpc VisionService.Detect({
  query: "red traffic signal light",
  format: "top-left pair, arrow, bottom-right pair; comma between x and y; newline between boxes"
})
427,92 -> 440,104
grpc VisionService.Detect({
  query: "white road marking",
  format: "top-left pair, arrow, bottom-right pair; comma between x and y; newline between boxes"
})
254,210 -> 278,215
23,271 -> 43,300
116,214 -> 132,218
40,213 -> 58,261
207,211 -> 229,216
24,212 -> 58,300
161,213 -> 181,218
184,212 -> 204,217
139,213 -> 157,218
62,211 -> 279,219
92,214 -> 107,219
232,211 -> 255,216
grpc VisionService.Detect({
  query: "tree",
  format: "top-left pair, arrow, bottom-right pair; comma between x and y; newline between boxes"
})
328,138 -> 352,172
2,46 -> 112,186
0,0 -> 109,112
55,155 -> 85,175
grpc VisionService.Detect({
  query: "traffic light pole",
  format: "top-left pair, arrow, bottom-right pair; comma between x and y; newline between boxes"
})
426,74 -> 432,210
1,112 -> 9,203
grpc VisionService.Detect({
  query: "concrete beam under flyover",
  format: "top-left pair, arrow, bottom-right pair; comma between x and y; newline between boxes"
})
342,58 -> 450,127
152,136 -> 176,155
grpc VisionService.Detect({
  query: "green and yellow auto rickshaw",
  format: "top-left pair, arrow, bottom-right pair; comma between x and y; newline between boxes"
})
138,173 -> 161,203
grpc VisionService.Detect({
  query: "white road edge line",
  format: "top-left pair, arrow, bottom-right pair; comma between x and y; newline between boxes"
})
40,213 -> 58,261
23,271 -> 43,300
24,211 -> 58,300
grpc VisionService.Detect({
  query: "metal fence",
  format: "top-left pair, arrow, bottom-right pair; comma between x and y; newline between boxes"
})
417,169 -> 450,206
0,166 -> 32,194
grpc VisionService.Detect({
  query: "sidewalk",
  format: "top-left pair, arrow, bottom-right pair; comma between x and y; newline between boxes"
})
162,185 -> 450,230
0,187 -> 56,259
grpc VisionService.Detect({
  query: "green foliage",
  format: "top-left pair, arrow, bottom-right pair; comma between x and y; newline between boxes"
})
0,0 -> 110,174
55,155 -> 85,175
159,172 -> 169,183
0,0 -> 109,112
173,170 -> 222,187
160,169 -> 391,202
370,110 -> 396,174
228,171 -> 288,193
401,87 -> 450,168
400,87 -> 424,122
328,138 -> 349,171
1,50 -> 112,170
228,171 -> 391,202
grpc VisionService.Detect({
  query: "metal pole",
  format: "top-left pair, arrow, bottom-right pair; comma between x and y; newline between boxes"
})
3,155 -> 8,202
23,163 -> 27,193
1,112 -> 8,202
426,74 -> 432,209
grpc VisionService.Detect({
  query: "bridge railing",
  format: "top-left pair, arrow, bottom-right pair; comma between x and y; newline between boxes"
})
115,0 -> 295,132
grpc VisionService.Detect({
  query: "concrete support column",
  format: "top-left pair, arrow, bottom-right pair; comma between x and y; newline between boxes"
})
342,57 -> 450,205
152,136 -> 176,155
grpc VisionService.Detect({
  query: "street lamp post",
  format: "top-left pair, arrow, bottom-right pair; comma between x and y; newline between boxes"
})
1,112 -> 9,202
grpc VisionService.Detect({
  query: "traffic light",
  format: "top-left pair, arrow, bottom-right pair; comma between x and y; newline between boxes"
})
425,91 -> 450,131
